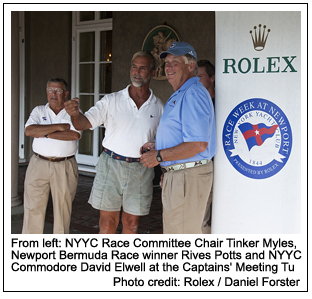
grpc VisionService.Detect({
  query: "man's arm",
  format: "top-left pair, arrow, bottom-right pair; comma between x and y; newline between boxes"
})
46,130 -> 80,141
141,141 -> 208,168
25,124 -> 70,138
71,112 -> 92,131
25,123 -> 80,141
64,98 -> 92,131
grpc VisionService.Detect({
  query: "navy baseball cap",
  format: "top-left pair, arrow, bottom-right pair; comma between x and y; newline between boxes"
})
159,41 -> 197,60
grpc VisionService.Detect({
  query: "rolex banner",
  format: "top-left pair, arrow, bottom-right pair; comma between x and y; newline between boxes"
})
213,11 -> 301,233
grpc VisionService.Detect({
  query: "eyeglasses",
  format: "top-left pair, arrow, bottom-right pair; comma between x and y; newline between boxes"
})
46,87 -> 64,94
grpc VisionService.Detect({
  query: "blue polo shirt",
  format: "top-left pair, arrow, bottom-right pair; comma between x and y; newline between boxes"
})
155,77 -> 216,167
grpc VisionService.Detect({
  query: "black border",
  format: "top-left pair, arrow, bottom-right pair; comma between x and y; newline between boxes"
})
3,2 -> 309,293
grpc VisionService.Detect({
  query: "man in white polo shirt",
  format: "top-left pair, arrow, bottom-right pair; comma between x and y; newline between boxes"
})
65,51 -> 164,234
22,78 -> 81,234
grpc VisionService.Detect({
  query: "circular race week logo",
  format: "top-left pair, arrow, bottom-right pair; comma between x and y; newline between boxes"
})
222,98 -> 292,179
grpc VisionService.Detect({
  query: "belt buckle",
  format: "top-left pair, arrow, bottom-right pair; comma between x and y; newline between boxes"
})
49,157 -> 57,162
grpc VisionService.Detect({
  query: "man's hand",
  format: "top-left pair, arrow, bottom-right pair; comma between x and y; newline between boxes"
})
64,97 -> 80,117
141,150 -> 159,168
140,142 -> 159,168
64,98 -> 92,131
58,123 -> 70,131
140,142 -> 155,155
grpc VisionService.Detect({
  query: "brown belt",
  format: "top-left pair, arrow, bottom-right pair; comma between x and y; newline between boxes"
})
34,152 -> 75,162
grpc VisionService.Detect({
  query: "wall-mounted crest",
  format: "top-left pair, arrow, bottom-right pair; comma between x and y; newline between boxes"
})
142,25 -> 180,80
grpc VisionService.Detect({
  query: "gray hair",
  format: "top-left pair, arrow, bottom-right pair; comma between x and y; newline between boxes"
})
183,54 -> 198,75
131,50 -> 157,71
47,78 -> 68,91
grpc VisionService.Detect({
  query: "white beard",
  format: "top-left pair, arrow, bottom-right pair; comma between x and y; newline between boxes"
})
130,74 -> 151,88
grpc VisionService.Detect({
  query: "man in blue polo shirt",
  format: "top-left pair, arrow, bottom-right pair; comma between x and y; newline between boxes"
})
141,41 -> 216,234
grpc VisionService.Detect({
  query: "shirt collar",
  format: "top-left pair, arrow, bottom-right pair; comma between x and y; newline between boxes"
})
176,76 -> 199,92
45,103 -> 65,113
124,85 -> 156,104
168,77 -> 199,102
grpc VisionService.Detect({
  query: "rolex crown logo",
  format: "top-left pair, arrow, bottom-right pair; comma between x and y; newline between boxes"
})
250,24 -> 270,51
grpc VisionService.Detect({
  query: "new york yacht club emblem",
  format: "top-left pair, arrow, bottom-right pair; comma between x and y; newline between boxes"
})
222,98 -> 292,179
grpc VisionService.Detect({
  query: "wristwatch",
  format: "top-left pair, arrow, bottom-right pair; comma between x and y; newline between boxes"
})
156,150 -> 163,162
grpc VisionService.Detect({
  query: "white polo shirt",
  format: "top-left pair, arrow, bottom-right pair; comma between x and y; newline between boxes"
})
85,85 -> 164,158
25,103 -> 81,157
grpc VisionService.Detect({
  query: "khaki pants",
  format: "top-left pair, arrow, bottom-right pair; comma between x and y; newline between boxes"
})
202,185 -> 213,234
162,160 -> 213,234
22,154 -> 78,234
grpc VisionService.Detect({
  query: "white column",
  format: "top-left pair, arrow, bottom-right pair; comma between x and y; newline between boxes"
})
213,11 -> 302,233
11,11 -> 22,207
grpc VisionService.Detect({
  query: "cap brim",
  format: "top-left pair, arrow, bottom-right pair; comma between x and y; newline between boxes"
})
159,49 -> 185,59
159,51 -> 169,59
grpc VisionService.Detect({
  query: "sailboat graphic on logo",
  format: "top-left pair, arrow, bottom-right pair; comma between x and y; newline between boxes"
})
238,123 -> 279,151
222,98 -> 292,179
